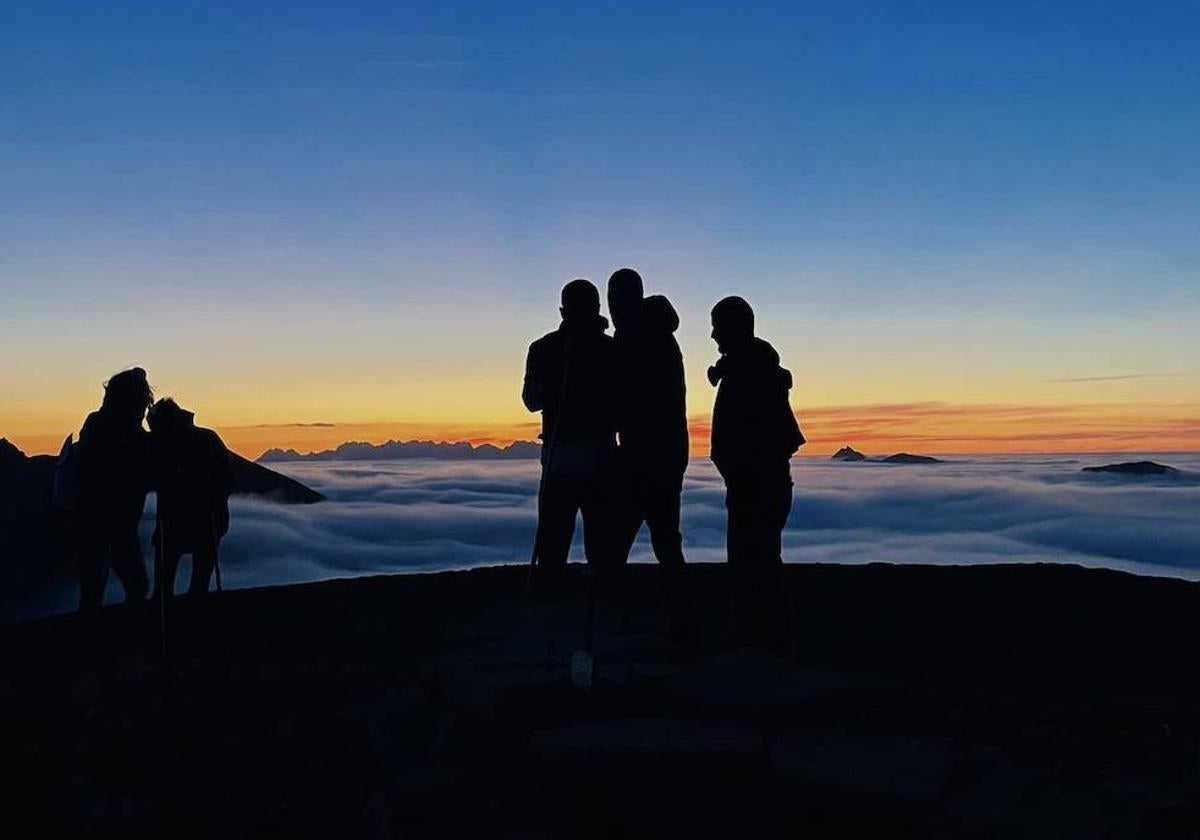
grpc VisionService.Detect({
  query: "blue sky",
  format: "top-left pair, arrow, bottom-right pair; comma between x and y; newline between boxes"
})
2,1 -> 1198,451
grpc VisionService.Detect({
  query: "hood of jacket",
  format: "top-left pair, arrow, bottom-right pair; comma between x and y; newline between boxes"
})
642,294 -> 680,335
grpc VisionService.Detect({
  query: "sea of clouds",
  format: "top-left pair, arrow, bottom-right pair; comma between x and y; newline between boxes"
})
60,452 -> 1199,615
193,452 -> 1200,584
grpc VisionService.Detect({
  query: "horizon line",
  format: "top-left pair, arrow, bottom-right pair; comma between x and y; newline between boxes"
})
7,399 -> 1200,460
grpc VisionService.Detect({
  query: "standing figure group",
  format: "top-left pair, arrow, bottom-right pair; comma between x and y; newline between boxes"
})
70,367 -> 233,629
523,269 -> 804,645
67,278 -> 803,651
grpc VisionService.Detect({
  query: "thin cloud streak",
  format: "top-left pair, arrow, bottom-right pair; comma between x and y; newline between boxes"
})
1047,373 -> 1187,383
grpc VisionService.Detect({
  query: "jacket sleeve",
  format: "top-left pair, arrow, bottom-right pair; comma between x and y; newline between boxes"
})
522,341 -> 544,412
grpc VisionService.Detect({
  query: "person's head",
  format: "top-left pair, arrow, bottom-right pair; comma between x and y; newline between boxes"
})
606,268 -> 644,332
559,278 -> 601,324
147,398 -> 195,436
101,367 -> 153,425
710,296 -> 755,354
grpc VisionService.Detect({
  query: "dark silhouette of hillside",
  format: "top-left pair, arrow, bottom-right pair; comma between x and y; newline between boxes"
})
0,440 -> 322,616
0,440 -> 69,609
258,439 -> 540,463
229,453 -> 325,502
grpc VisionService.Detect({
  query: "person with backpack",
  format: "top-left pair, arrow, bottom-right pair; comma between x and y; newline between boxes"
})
707,297 -> 805,647
74,367 -> 154,613
147,398 -> 233,604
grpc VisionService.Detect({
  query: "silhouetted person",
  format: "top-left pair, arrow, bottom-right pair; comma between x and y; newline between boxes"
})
608,269 -> 688,601
75,367 -> 154,613
148,398 -> 233,603
522,279 -> 619,595
708,297 -> 804,647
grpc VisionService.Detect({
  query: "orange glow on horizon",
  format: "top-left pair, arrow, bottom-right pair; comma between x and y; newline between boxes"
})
8,402 -> 1198,461
690,401 -> 1200,458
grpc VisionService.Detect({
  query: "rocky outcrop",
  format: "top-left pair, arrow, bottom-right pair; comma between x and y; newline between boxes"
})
831,446 -> 867,462
882,453 -> 942,464
230,454 -> 324,503
1082,461 -> 1179,476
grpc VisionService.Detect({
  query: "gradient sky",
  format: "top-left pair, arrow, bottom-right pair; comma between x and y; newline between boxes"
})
3,1 -> 1199,457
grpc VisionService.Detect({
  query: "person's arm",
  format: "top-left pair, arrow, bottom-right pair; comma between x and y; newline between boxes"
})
668,339 -> 690,468
522,340 -> 544,412
667,339 -> 687,421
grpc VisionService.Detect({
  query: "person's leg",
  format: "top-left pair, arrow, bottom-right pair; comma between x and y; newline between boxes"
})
609,475 -> 645,571
533,472 -> 579,597
188,542 -> 218,597
725,482 -> 757,643
109,526 -> 149,605
643,476 -> 685,570
581,465 -> 627,596
747,475 -> 793,648
642,475 -> 688,634
75,526 -> 109,614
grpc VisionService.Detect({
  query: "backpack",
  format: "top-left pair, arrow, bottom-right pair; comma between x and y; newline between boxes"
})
780,395 -> 806,457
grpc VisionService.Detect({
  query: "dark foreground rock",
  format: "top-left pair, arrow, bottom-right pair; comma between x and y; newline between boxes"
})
1082,460 -> 1179,476
4,563 -> 1200,838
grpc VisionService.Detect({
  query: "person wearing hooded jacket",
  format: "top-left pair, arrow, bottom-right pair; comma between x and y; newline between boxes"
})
75,367 -> 155,613
708,296 -> 804,647
522,279 -> 620,594
147,398 -> 233,601
607,269 -> 689,580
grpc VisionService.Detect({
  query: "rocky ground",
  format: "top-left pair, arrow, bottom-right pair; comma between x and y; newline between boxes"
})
4,562 -> 1200,838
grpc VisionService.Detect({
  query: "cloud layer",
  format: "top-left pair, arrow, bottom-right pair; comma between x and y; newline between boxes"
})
56,453 -> 1200,617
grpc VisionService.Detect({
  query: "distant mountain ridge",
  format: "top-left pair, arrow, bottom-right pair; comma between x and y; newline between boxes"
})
829,444 -> 943,464
258,439 -> 541,463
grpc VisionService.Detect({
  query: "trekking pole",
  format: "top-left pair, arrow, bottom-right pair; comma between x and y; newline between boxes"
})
213,549 -> 223,593
156,508 -> 168,666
